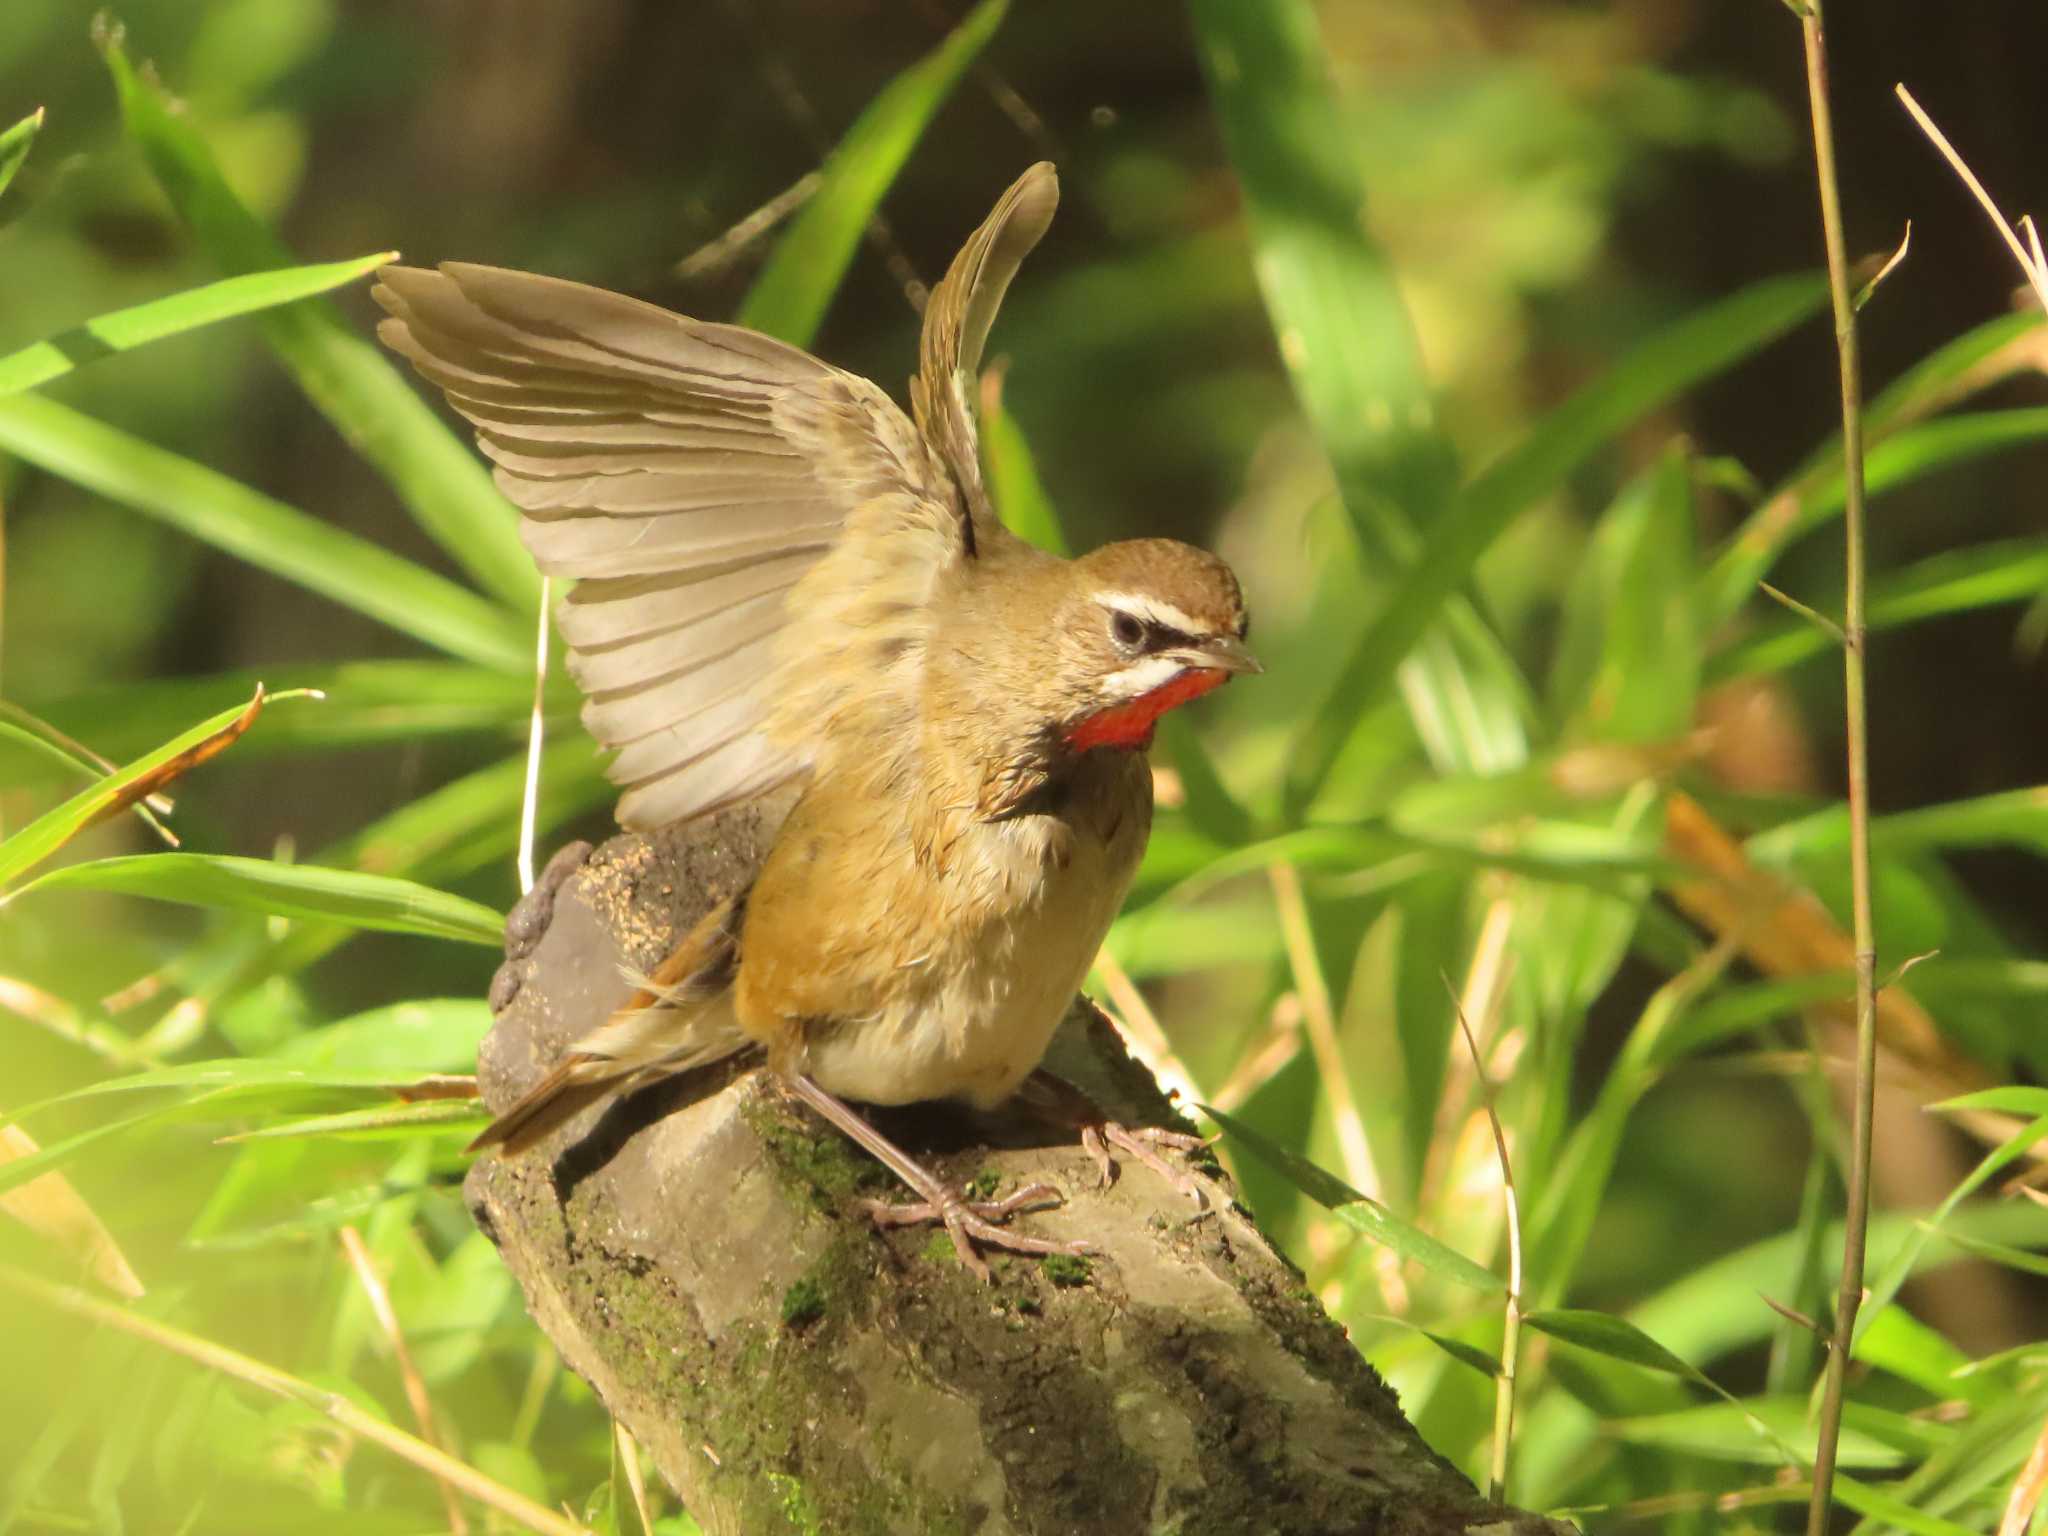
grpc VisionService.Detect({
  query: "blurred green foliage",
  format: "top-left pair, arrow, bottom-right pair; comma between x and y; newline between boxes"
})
6,2 -> 2048,1532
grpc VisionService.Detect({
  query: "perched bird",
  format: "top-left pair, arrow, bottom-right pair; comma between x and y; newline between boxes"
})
375,163 -> 1257,1279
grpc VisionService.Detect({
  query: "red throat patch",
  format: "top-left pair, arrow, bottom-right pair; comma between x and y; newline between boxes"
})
1064,667 -> 1229,752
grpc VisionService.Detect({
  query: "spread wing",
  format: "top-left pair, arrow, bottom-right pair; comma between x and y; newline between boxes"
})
374,262 -> 956,829
373,161 -> 1060,831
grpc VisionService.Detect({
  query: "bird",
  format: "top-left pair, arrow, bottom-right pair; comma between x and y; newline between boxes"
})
374,162 -> 1258,1280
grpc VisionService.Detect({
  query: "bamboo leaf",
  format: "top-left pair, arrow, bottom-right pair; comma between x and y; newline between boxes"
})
100,35 -> 540,614
1548,446 -> 1699,743
1713,535 -> 2048,681
1190,0 -> 1546,789
1287,272 -> 1828,808
1189,0 -> 1448,530
1201,1105 -> 1503,1293
0,107 -> 45,204
1604,1400 -> 1909,1470
272,999 -> 492,1074
1702,311 -> 2048,624
0,394 -> 530,670
0,688 -> 311,887
981,366 -> 1068,556
10,663 -> 575,772
0,253 -> 397,395
1525,1307 -> 1711,1381
11,854 -> 504,947
738,0 -> 1007,347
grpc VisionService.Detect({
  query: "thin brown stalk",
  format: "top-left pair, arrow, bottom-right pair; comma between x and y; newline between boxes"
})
614,1419 -> 656,1536
1208,993 -> 1302,1114
1895,85 -> 2048,316
1797,6 -> 1880,1530
1089,945 -> 1205,1108
0,1263 -> 590,1536
672,172 -> 821,280
1266,861 -> 1378,1199
339,1226 -> 469,1534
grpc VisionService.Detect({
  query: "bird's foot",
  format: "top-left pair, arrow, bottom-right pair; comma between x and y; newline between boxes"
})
860,1181 -> 1083,1284
781,1073 -> 1084,1284
1021,1070 -> 1214,1210
1080,1121 -> 1213,1208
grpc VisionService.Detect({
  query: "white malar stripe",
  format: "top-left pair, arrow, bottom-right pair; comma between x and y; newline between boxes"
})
1094,589 -> 1209,637
1101,653 -> 1185,700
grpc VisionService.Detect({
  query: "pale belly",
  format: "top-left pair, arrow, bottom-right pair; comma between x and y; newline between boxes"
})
803,776 -> 1144,1111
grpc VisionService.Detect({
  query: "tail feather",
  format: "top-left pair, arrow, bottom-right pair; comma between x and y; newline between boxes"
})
467,1051 -> 623,1156
469,894 -> 749,1158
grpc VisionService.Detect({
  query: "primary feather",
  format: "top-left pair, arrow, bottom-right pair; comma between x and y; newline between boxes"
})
373,258 -> 968,830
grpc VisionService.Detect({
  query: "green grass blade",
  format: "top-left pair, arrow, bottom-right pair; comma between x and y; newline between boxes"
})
737,0 -> 1006,347
1716,406 -> 2048,612
1201,1104 -> 1503,1293
1602,1401 -> 1908,1471
1474,274 -> 1825,545
1702,311 -> 2048,624
273,999 -> 491,1073
11,854 -> 505,946
100,36 -> 540,615
218,1100 -> 486,1143
0,107 -> 45,204
1856,1115 -> 2048,1344
0,253 -> 396,395
0,689 -> 313,887
1750,783 -> 2048,865
982,378 -> 1068,556
1189,0 -> 1448,531
1527,1308 -> 1804,1465
1712,535 -> 2048,681
1286,273 -> 1828,809
0,393 -> 530,670
1830,1475 -> 1988,1536
1191,0 -> 1544,788
0,715 -> 99,785
8,663 -> 575,773
1547,445 -> 1699,742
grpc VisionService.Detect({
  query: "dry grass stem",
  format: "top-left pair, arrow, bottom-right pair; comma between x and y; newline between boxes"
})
1449,980 -> 1522,1504
2000,1410 -> 2048,1536
0,1123 -> 145,1298
1799,8 -> 1881,1529
340,1225 -> 469,1534
1896,85 -> 2048,317
1266,860 -> 1379,1200
672,171 -> 822,280
1088,946 -> 1204,1110
614,1419 -> 656,1536
0,1263 -> 592,1536
1207,992 -> 1303,1114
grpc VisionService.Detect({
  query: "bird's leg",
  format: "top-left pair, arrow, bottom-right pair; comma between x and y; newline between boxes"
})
781,1073 -> 1087,1284
1018,1070 -> 1212,1209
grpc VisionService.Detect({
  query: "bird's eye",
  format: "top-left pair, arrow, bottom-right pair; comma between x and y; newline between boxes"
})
1110,610 -> 1145,649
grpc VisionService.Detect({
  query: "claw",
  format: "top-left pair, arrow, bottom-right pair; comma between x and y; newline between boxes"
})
1083,1121 -> 1211,1209
860,1182 -> 1086,1283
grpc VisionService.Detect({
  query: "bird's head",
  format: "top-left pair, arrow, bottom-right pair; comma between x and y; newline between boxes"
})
1050,538 -> 1259,753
